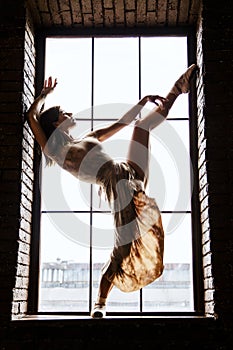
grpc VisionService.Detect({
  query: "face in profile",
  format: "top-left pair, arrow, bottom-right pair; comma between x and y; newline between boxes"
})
54,109 -> 76,132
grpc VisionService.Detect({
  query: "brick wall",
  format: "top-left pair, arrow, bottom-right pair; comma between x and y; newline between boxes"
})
0,1 -> 36,321
11,15 -> 36,320
205,2 -> 233,324
196,0 -> 233,324
196,13 -> 215,318
0,0 -> 26,321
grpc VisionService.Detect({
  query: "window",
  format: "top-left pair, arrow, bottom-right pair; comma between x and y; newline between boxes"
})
35,36 -> 199,315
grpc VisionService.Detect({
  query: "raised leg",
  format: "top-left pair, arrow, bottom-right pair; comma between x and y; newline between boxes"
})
126,64 -> 197,185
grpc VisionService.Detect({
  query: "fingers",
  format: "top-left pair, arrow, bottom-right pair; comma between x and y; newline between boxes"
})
48,76 -> 52,87
147,95 -> 168,111
156,96 -> 168,109
155,95 -> 168,102
149,95 -> 168,105
44,77 -> 58,88
53,78 -> 58,88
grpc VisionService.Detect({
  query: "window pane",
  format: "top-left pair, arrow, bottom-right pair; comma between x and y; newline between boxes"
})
143,213 -> 194,311
41,121 -> 92,212
92,212 -> 114,249
45,38 -> 92,113
39,213 -> 91,312
141,36 -> 189,118
94,38 -> 139,109
162,213 -> 193,261
41,161 -> 91,212
148,120 -> 192,211
92,213 -> 113,309
92,213 -> 140,312
107,286 -> 140,312
93,119 -> 134,161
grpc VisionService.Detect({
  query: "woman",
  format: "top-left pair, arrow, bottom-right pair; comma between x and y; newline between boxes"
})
27,64 -> 197,318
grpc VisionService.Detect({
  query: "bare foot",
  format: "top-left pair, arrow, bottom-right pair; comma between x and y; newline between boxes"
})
171,64 -> 198,95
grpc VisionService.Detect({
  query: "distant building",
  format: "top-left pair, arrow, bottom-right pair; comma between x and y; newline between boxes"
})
39,260 -> 193,312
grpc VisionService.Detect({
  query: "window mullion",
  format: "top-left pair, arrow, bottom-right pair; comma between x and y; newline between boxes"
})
139,36 -> 143,312
89,37 -> 95,312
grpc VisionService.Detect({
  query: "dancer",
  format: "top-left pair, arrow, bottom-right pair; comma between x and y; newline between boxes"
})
27,64 -> 197,318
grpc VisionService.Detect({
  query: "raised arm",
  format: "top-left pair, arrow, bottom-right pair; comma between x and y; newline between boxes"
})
93,95 -> 167,142
27,77 -> 57,150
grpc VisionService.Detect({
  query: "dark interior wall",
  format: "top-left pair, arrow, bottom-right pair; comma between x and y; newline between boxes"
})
0,0 -> 36,325
0,0 -> 232,349
199,4 -> 233,325
0,0 -> 27,319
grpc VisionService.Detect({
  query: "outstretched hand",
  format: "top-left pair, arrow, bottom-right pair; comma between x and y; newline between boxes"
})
147,95 -> 168,108
41,76 -> 57,97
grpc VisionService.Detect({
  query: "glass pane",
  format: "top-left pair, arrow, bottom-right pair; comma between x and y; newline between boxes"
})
148,120 -> 192,211
142,213 -> 194,312
162,213 -> 193,262
107,286 -> 140,312
93,119 -> 133,160
92,212 -> 114,250
92,102 -> 137,121
92,213 -> 113,308
94,37 -> 139,110
44,38 -> 92,114
38,213 -> 91,312
92,213 -> 140,312
141,36 -> 189,118
41,121 -> 93,212
41,161 -> 91,212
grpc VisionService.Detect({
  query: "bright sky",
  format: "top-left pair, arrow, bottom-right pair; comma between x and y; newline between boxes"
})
40,36 -> 193,265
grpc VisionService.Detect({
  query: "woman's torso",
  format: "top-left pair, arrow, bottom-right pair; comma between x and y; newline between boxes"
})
54,134 -> 113,184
